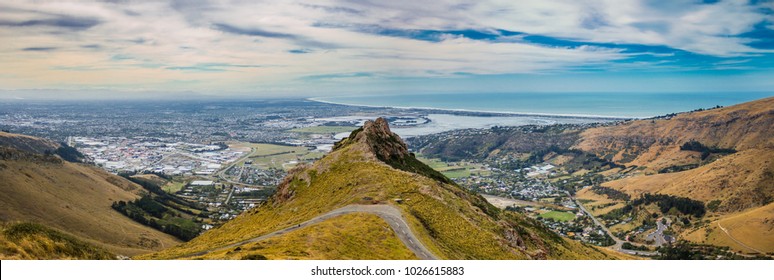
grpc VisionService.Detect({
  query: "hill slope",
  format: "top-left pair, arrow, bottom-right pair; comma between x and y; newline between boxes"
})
575,97 -> 774,254
576,96 -> 774,171
602,148 -> 774,212
682,202 -> 774,254
0,133 -> 180,258
0,222 -> 115,260
575,97 -> 774,213
0,131 -> 59,155
148,118 -> 619,260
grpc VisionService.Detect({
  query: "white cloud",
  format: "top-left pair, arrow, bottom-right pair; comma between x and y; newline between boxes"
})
0,0 -> 770,94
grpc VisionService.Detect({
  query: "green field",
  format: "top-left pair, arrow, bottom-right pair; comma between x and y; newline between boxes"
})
417,156 -> 450,170
416,155 -> 489,179
249,143 -> 305,157
539,211 -> 576,222
289,126 -> 358,134
162,180 -> 186,193
440,169 -> 469,179
234,143 -> 324,171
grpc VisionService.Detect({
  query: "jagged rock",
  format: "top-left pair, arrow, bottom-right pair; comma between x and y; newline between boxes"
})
352,117 -> 410,162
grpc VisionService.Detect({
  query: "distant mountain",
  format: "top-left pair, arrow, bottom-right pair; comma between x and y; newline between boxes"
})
410,125 -> 582,162
146,118 -> 624,260
0,132 -> 180,259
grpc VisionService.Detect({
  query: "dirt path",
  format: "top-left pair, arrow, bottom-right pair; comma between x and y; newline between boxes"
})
184,204 -> 439,260
716,221 -> 764,254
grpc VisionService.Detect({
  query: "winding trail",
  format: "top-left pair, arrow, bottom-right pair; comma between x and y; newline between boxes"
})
184,204 -> 439,260
717,221 -> 764,254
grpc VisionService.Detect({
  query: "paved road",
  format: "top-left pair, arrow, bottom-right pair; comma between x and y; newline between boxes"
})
646,218 -> 670,247
223,188 -> 235,205
185,204 -> 439,260
573,198 -> 658,256
212,147 -> 275,188
574,198 -> 624,249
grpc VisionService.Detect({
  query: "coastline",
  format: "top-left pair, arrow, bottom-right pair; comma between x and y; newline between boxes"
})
307,97 -> 634,120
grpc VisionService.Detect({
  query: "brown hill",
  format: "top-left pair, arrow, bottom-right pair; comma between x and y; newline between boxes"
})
602,148 -> 774,212
576,97 -> 774,212
683,202 -> 774,254
575,97 -> 774,253
0,222 -> 115,260
0,133 -> 180,258
0,131 -> 60,154
576,96 -> 774,171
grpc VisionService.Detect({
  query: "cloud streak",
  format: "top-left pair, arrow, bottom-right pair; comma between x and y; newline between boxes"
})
0,0 -> 771,96
213,23 -> 297,39
0,16 -> 101,30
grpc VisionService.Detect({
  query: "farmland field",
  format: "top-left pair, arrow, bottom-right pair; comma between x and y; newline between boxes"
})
416,155 -> 489,179
539,211 -> 576,222
230,143 -> 323,171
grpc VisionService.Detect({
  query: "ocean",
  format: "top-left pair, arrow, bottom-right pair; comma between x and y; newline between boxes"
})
312,92 -> 774,118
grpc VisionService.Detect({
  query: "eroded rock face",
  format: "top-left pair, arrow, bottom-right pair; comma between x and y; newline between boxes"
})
332,117 -> 453,185
353,117 -> 411,162
271,163 -> 308,205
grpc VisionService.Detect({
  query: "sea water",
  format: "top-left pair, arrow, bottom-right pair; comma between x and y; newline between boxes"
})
312,92 -> 773,118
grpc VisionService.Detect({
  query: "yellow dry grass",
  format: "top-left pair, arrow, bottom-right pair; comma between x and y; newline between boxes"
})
575,188 -> 626,216
0,131 -> 59,154
0,159 -> 180,256
0,222 -> 114,260
131,174 -> 168,187
188,213 -> 417,260
683,203 -> 774,254
576,96 -> 774,173
602,148 -> 774,212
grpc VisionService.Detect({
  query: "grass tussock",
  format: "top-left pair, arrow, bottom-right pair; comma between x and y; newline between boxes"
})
0,222 -> 114,260
191,213 -> 417,260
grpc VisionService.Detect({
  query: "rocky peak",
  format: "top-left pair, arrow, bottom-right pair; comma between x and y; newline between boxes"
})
353,117 -> 411,162
333,117 -> 452,184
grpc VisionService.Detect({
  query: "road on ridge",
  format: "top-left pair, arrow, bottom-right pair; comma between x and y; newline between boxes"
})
185,204 -> 439,260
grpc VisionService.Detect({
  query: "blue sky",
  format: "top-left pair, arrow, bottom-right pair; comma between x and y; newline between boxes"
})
0,0 -> 773,99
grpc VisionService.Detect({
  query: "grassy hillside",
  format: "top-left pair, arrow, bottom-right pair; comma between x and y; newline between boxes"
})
575,96 -> 774,171
0,131 -> 60,154
572,97 -> 774,254
175,213 -> 418,260
0,222 -> 114,260
0,143 -> 180,257
148,118 -> 620,260
602,148 -> 774,212
682,202 -> 774,255
412,125 -> 581,162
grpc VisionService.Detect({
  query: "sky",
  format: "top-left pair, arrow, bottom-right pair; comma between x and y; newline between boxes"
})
0,0 -> 773,99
